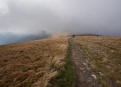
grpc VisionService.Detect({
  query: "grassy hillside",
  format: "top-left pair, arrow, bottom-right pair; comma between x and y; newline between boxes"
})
0,35 -> 69,87
74,36 -> 121,87
1,34 -> 121,87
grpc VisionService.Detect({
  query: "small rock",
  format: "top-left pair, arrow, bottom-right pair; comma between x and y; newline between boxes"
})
79,68 -> 83,71
83,63 -> 86,66
91,74 -> 97,79
99,72 -> 103,76
111,50 -> 114,52
106,65 -> 111,69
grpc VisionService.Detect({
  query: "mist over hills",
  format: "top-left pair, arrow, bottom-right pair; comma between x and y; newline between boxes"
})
0,0 -> 121,44
0,31 -> 50,45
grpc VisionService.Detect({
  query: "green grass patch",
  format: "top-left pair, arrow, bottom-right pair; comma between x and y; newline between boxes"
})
55,39 -> 74,87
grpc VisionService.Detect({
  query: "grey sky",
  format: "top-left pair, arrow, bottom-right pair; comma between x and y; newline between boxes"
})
0,0 -> 121,44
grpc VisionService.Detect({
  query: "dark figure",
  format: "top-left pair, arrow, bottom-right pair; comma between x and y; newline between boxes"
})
72,35 -> 75,38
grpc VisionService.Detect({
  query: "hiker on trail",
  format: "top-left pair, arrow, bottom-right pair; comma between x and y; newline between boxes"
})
72,35 -> 75,38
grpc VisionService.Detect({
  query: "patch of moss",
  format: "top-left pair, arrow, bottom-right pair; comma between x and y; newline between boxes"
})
55,38 -> 74,87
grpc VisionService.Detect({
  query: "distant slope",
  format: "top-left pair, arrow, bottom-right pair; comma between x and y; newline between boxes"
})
50,32 -> 71,39
74,33 -> 101,36
0,32 -> 50,45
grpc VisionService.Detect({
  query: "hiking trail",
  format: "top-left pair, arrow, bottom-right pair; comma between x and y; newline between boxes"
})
69,38 -> 99,87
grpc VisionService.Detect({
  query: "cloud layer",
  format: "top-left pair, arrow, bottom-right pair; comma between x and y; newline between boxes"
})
0,0 -> 121,44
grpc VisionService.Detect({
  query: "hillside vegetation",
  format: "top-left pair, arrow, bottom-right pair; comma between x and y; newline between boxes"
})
0,35 -> 69,87
1,34 -> 121,87
74,36 -> 121,87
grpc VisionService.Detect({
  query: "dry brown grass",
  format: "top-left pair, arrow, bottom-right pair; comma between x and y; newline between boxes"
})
0,35 -> 68,87
74,36 -> 121,87
50,32 -> 71,39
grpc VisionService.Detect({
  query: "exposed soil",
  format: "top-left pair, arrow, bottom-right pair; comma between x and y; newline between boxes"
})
69,38 -> 99,87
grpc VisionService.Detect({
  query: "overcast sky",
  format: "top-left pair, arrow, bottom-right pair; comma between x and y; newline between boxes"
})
0,0 -> 121,44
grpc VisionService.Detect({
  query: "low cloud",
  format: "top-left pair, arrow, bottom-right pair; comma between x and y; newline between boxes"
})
0,0 -> 121,44
0,30 -> 50,45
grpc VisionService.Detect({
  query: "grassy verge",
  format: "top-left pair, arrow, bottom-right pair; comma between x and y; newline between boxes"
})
80,44 -> 109,86
81,46 -> 112,87
56,39 -> 74,87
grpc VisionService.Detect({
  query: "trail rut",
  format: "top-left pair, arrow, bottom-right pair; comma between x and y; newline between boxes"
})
69,39 -> 99,87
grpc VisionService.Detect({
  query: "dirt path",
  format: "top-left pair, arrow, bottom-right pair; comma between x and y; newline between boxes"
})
69,39 -> 99,87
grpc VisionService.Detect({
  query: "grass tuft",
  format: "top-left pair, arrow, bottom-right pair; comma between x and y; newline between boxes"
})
55,39 -> 74,87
